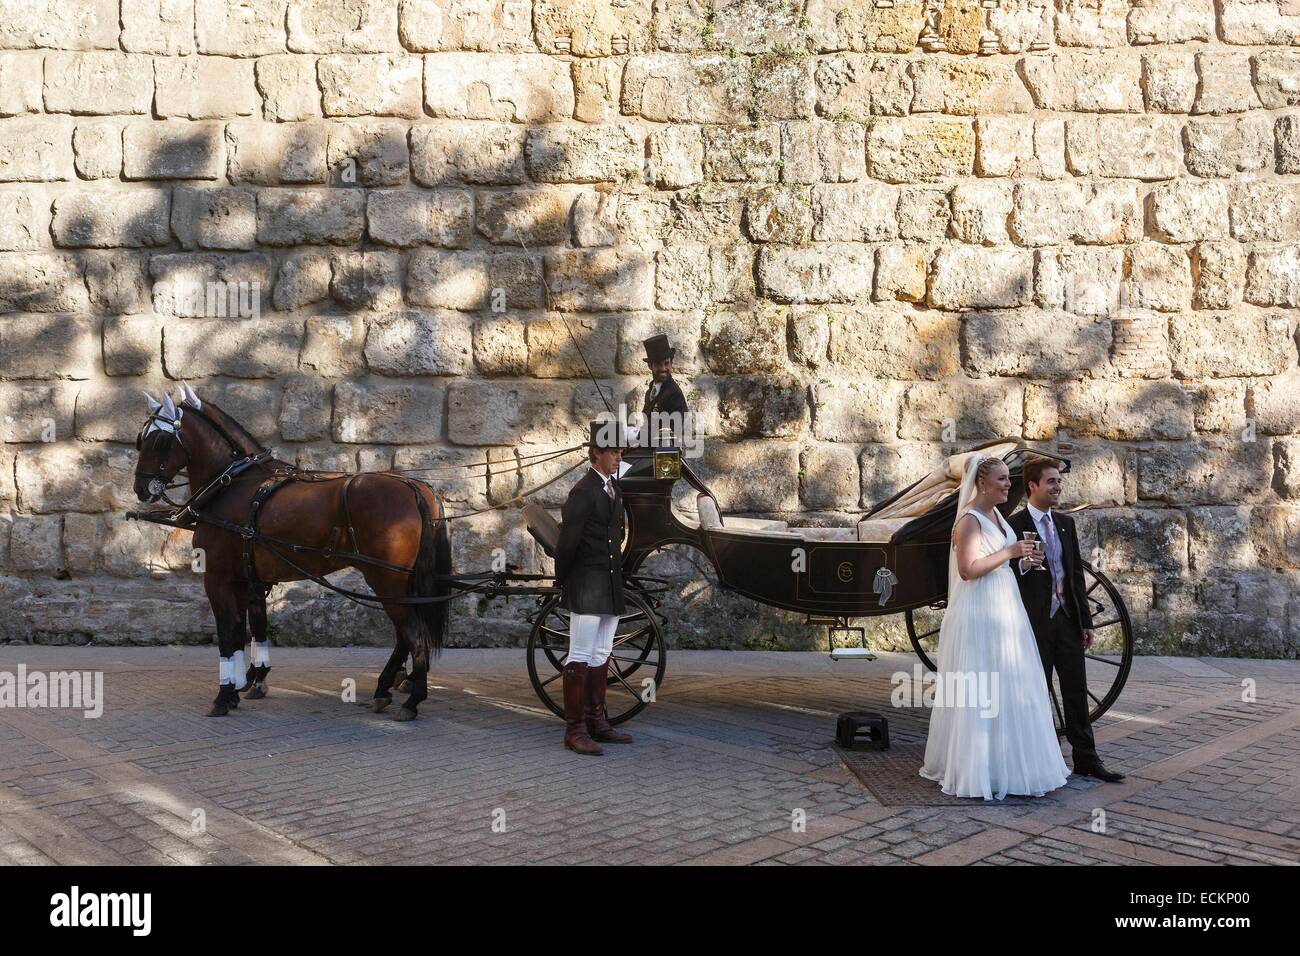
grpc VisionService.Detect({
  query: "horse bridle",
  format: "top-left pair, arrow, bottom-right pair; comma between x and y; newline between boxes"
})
136,404 -> 269,506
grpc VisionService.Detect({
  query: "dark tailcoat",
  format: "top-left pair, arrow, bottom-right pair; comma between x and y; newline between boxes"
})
555,467 -> 626,616
641,375 -> 687,418
1008,506 -> 1098,762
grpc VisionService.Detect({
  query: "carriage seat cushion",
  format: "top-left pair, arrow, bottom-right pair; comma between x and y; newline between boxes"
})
796,527 -> 858,542
523,502 -> 560,558
697,494 -> 798,538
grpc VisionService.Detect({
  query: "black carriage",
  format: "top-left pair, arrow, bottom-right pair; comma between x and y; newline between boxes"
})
520,438 -> 1134,731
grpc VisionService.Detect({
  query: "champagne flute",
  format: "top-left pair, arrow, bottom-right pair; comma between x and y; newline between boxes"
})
1022,531 -> 1047,571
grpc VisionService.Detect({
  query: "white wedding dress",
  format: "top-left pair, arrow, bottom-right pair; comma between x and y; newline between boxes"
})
919,472 -> 1069,801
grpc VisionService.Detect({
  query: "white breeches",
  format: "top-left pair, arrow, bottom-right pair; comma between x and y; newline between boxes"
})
568,614 -> 619,666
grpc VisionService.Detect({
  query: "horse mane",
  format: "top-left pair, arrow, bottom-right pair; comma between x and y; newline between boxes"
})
186,398 -> 265,454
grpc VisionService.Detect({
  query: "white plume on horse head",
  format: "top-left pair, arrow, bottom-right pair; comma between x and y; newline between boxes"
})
162,390 -> 179,420
143,391 -> 162,414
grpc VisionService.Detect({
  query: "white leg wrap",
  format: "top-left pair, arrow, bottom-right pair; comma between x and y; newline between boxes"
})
591,615 -> 618,667
251,642 -> 270,666
568,614 -> 600,665
219,657 -> 235,685
232,650 -> 247,689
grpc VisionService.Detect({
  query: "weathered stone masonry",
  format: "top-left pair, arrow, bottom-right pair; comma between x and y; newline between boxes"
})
0,0 -> 1298,656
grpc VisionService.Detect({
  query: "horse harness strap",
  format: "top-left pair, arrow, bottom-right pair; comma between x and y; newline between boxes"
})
243,472 -> 298,588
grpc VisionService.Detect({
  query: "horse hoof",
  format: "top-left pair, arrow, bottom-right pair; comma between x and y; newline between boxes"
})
207,703 -> 229,717
393,707 -> 417,722
246,684 -> 266,700
397,679 -> 413,694
371,697 -> 392,713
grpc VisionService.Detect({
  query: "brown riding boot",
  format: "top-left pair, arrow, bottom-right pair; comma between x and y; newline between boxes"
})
586,661 -> 633,743
563,662 -> 603,756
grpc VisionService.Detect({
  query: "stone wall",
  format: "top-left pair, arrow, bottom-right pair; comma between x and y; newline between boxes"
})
0,0 -> 1298,657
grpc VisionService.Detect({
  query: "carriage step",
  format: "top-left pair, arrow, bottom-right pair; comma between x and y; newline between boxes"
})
836,711 -> 890,751
829,647 -> 877,662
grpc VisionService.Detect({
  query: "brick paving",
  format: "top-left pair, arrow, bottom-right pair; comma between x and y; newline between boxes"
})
0,647 -> 1298,866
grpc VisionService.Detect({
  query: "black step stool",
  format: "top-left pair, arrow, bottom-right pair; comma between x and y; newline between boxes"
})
836,711 -> 889,751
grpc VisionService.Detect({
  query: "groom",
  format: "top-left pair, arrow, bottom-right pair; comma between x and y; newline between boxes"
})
1010,457 -> 1124,783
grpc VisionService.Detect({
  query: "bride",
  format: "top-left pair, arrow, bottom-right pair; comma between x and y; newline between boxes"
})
919,454 -> 1070,800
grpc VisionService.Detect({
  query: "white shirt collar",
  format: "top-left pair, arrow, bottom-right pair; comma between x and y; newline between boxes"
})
1026,502 -> 1053,525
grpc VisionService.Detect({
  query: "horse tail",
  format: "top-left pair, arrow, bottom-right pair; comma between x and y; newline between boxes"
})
408,484 -> 450,657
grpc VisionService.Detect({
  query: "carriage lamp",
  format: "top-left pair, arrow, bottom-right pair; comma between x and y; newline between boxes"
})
653,449 -> 681,481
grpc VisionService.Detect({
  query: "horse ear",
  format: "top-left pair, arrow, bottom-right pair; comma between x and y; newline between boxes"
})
180,381 -> 202,409
142,391 -> 162,413
162,391 -> 178,420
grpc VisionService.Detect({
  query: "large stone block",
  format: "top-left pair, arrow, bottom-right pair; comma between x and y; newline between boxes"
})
930,247 -> 1032,310
102,314 -> 161,377
544,249 -> 651,311
868,117 -> 975,183
1021,52 -> 1142,112
826,307 -> 959,380
149,252 -> 272,317
368,189 -> 473,247
1248,369 -> 1300,435
473,316 -> 528,376
301,313 -> 365,375
1056,380 -> 1195,440
329,250 -> 402,311
196,0 -> 290,56
525,316 -> 617,378
254,54 -> 322,122
225,122 -> 328,184
155,56 -> 259,118
408,249 -> 543,310
15,445 -> 135,513
171,186 -> 258,250
622,54 -> 751,123
756,244 -> 874,304
1183,115 -> 1272,178
364,310 -> 473,376
122,122 -> 226,180
800,442 -> 859,510
525,124 -> 641,183
82,252 -> 151,315
696,440 -> 799,512
0,255 -> 89,313
1230,182 -> 1300,242
1138,437 -> 1274,505
476,189 -> 568,246
1149,180 -> 1230,243
1092,508 -> 1187,575
1170,312 -> 1294,378
1066,115 -> 1182,180
0,187 -> 51,250
409,121 -> 527,185
318,54 -> 422,117
43,53 -> 154,115
1245,246 -> 1300,308
1010,181 -> 1142,247
0,382 -> 74,442
810,182 -> 898,242
9,514 -> 62,572
911,59 -> 1034,115
71,120 -> 121,179
810,379 -> 901,442
1128,0 -> 1214,44
1193,52 -> 1262,115
0,52 -> 42,116
0,117 -> 74,181
52,191 -> 172,248
961,310 -> 1111,378
163,318 -> 301,378
698,310 -> 787,375
256,189 -> 365,245
0,0 -> 119,51
1059,443 -> 1135,509
900,379 -> 1023,441
287,0 -> 398,53
702,125 -> 781,182
333,380 -> 444,443
446,380 -> 578,445
424,53 -> 573,121
326,121 -> 410,186
813,54 -> 912,119
398,0 -> 537,53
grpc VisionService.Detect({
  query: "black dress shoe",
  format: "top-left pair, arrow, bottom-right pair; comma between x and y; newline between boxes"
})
1073,761 -> 1125,782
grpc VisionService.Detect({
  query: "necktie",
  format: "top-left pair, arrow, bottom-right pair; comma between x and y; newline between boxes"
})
1039,512 -> 1065,615
605,479 -> 615,502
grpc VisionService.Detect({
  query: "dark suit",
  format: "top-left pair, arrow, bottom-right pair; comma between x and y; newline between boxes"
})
555,467 -> 625,616
1008,507 -> 1097,764
642,375 -> 686,426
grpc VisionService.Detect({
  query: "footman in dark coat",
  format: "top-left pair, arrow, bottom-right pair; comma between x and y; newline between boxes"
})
553,420 -> 634,755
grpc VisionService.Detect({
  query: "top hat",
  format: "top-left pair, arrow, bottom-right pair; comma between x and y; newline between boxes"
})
588,419 -> 631,451
642,333 -> 676,364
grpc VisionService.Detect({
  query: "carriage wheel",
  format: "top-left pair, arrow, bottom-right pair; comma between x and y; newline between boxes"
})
904,561 -> 1134,731
526,590 -> 666,725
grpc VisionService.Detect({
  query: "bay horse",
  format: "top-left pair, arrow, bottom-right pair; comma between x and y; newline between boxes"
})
132,385 -> 452,720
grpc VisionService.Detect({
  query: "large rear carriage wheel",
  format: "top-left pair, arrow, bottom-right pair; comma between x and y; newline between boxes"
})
904,561 -> 1134,732
526,589 -> 666,725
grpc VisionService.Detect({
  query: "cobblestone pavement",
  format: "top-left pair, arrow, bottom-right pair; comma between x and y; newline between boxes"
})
1,647 -> 1297,866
